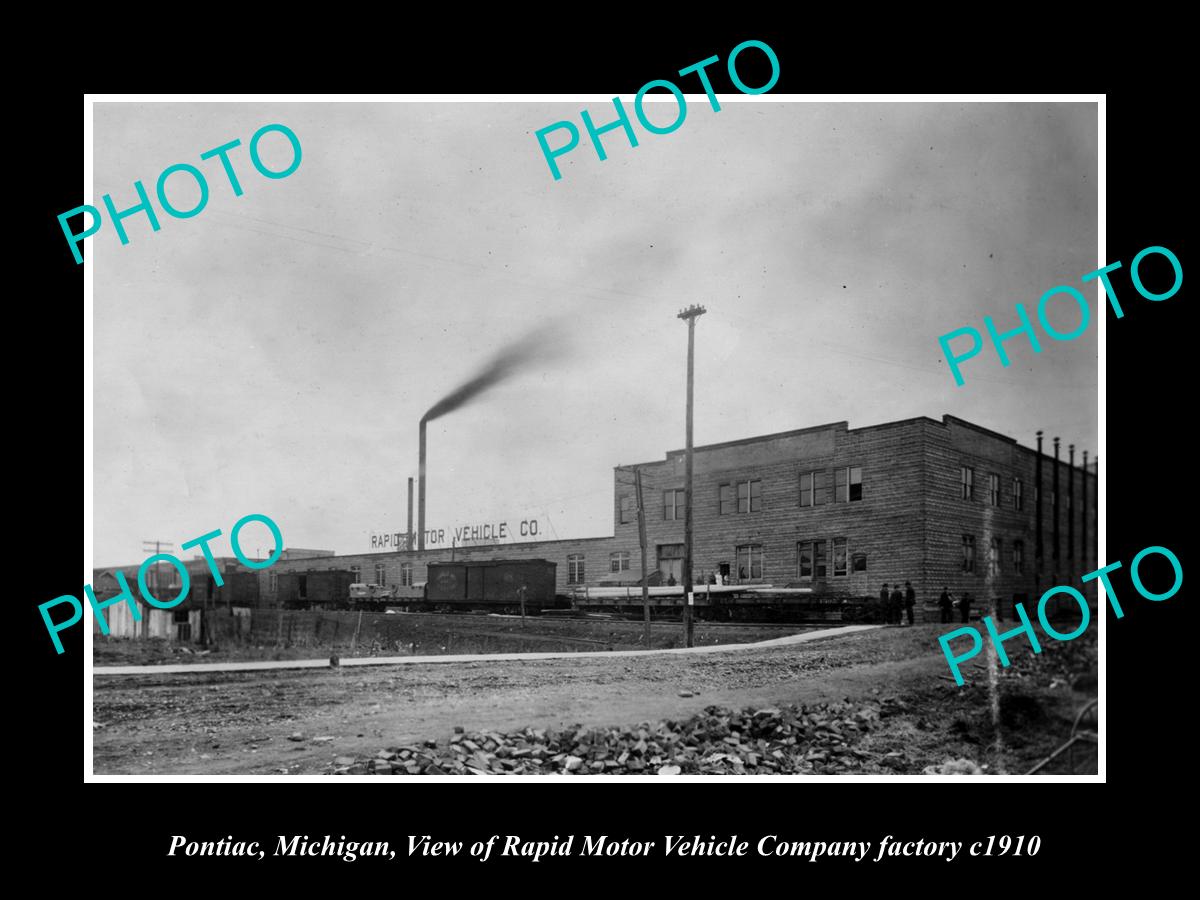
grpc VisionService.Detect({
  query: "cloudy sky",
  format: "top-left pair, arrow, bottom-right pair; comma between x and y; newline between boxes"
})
91,100 -> 1098,566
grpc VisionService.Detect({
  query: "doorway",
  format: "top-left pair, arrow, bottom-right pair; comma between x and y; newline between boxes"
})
657,544 -> 684,584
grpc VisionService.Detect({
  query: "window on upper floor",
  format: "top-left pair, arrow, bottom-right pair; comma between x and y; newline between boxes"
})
619,496 -> 634,524
961,466 -> 976,501
1013,478 -> 1024,511
663,488 -> 684,521
737,479 -> 762,513
800,470 -> 830,507
835,466 -> 863,503
719,483 -> 735,515
989,473 -> 1001,506
799,471 -> 814,508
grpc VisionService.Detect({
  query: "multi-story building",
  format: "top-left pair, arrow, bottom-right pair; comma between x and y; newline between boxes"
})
256,414 -> 1097,621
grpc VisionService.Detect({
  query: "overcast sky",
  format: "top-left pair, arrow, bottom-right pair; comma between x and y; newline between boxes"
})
92,100 -> 1098,567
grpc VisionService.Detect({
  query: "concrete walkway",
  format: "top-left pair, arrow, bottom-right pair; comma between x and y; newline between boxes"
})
92,624 -> 881,676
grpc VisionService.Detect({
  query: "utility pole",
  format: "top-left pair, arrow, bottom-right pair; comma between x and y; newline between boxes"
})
677,304 -> 706,649
142,540 -> 175,639
615,464 -> 652,647
635,467 -> 651,646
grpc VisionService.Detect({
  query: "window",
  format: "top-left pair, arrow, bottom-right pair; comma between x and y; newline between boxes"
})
610,551 -> 630,573
835,467 -> 863,503
206,576 -> 214,600
989,473 -> 1000,506
961,467 -> 975,500
350,565 -> 361,584
567,554 -> 585,585
375,563 -> 387,586
1013,478 -> 1024,511
619,496 -> 633,524
800,470 -> 833,506
663,489 -> 685,521
1013,541 -> 1024,575
298,574 -> 308,599
736,544 -> 763,580
989,538 -> 1001,576
719,483 -> 735,515
962,535 -> 977,573
269,571 -> 278,593
833,538 -> 848,576
798,542 -> 813,578
400,563 -> 413,587
798,541 -> 827,579
799,471 -> 814,508
852,552 -> 868,573
737,479 -> 762,513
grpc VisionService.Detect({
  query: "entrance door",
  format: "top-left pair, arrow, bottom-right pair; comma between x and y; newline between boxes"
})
661,559 -> 682,583
657,544 -> 684,584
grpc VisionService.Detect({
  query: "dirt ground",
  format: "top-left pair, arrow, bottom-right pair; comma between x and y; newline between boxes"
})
92,623 -> 1097,776
92,615 -> 818,666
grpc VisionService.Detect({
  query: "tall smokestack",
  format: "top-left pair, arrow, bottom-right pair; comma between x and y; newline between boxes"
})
418,421 -> 427,552
1035,430 -> 1043,566
1081,451 -> 1088,571
1068,444 -> 1075,563
1053,436 -> 1061,566
407,477 -> 414,551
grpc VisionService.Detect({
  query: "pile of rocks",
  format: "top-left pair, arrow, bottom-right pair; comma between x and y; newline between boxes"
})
326,698 -> 911,776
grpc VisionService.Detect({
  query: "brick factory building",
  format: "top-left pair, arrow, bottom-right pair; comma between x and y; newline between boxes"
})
258,414 -> 1097,622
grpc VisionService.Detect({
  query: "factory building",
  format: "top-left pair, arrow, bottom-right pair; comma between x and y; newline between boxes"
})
258,413 -> 1097,621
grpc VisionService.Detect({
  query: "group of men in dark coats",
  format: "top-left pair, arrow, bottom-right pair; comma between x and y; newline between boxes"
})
938,587 -> 972,623
878,583 -> 974,625
879,582 -> 916,625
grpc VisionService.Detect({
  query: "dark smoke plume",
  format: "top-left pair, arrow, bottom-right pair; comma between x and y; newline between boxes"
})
421,325 -> 565,424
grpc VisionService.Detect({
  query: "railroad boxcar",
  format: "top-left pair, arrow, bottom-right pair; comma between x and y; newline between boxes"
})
424,559 -> 557,613
276,569 -> 356,609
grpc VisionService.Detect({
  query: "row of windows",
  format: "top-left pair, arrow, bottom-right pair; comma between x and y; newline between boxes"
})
961,466 -> 1094,513
800,466 -> 862,507
349,564 -> 415,587
961,535 -> 1026,575
961,467 -> 1027,511
571,540 -> 869,584
632,466 -> 867,524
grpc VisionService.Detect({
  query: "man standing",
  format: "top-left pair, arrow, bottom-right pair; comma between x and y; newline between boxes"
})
890,584 -> 904,626
879,583 -> 890,624
904,581 -> 916,626
958,592 -> 972,624
939,587 -> 954,624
